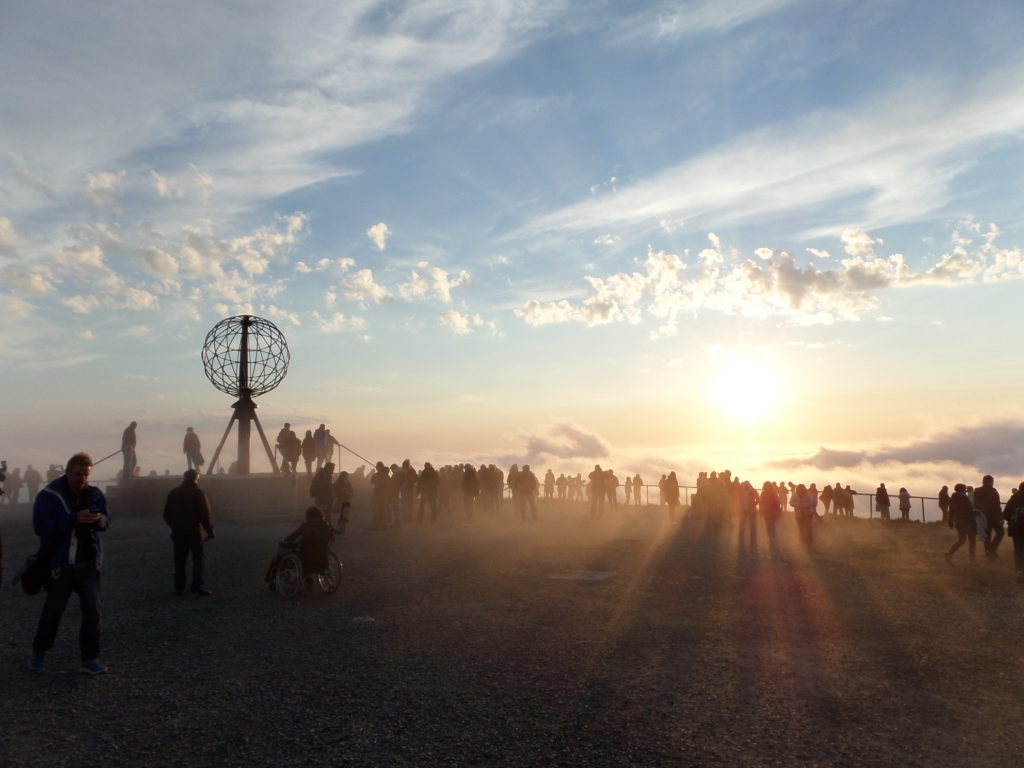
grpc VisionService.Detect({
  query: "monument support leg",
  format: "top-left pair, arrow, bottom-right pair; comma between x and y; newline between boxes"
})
252,412 -> 280,474
208,411 -> 238,474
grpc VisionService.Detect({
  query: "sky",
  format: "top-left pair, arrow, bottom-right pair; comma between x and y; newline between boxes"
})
4,0 -> 1024,492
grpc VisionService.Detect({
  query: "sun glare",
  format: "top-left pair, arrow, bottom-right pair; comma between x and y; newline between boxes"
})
708,355 -> 786,424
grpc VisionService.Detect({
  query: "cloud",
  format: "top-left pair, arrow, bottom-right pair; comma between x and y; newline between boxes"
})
151,170 -> 185,199
367,222 -> 392,251
520,61 -> 1024,241
341,268 -> 392,306
0,217 -> 17,257
515,223 -> 1024,330
312,310 -> 367,332
86,170 -> 126,209
399,264 -> 470,303
768,420 -> 1024,478
438,309 -> 497,335
618,0 -> 802,41
495,422 -> 612,467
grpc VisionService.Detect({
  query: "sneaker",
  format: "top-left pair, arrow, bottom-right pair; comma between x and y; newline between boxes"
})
191,587 -> 213,597
28,652 -> 46,672
79,659 -> 108,676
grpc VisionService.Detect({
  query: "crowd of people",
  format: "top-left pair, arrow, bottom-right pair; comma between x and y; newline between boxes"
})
10,440 -> 1024,678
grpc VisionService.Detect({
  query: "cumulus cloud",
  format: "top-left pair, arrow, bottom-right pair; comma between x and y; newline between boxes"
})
399,263 -> 470,303
367,222 -> 392,251
438,309 -> 497,335
151,170 -> 184,199
495,422 -> 612,467
86,170 -> 126,209
312,310 -> 367,332
516,223 -> 1024,330
341,268 -> 392,306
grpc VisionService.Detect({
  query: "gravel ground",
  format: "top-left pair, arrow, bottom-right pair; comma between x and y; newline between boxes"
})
1,501 -> 1023,767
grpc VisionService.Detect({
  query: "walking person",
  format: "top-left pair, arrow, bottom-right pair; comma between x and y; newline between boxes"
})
163,469 -> 214,597
945,484 -> 977,565
30,453 -> 111,675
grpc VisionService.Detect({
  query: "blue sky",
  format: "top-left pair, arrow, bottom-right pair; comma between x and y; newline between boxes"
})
4,0 -> 1024,490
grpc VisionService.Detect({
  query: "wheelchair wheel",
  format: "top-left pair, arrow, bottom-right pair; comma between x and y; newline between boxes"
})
317,552 -> 343,594
275,553 -> 304,598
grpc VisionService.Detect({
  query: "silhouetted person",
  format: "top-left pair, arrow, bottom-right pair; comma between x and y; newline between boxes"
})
737,480 -> 758,552
282,506 -> 332,576
759,481 -> 781,548
370,462 -> 392,529
276,423 -> 299,477
556,472 -> 568,500
462,464 -> 480,520
30,453 -> 110,675
183,427 -> 203,471
333,470 -> 353,533
517,464 -> 539,520
791,483 -> 816,548
975,474 -> 1003,558
121,421 -> 137,481
6,467 -> 23,504
301,430 -> 316,476
417,462 -> 440,522
898,487 -> 911,521
543,469 -> 555,500
310,463 -> 335,521
24,464 -> 42,503
163,469 -> 214,597
875,483 -> 890,521
588,465 -> 604,517
664,471 -> 680,521
938,485 -> 950,525
1002,482 -> 1024,583
633,473 -> 643,506
945,483 -> 976,565
605,470 -> 619,509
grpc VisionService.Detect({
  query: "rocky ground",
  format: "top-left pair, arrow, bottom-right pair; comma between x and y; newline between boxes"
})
1,500 -> 1022,767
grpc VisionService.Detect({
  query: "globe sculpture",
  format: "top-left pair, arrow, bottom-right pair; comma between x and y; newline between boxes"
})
202,315 -> 290,475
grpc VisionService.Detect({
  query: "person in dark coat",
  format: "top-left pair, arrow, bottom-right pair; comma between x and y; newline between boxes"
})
282,506 -> 332,575
163,469 -> 214,596
310,463 -> 335,521
875,483 -> 890,521
1002,482 -> 1024,583
945,483 -> 976,565
974,474 -> 1003,558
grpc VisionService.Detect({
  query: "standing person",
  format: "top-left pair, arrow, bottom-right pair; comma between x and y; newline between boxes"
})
276,423 -> 297,477
737,480 -> 759,551
875,483 -> 890,521
183,427 -> 203,471
301,430 -> 317,477
588,465 -> 605,517
333,470 -> 354,533
310,463 -> 335,521
1002,482 -> 1024,583
790,483 -> 817,548
370,462 -> 392,529
664,471 -> 681,522
938,485 -> 951,525
543,469 -> 555,500
163,469 -> 214,597
417,462 -> 440,523
898,487 -> 912,521
462,464 -> 480,521
633,473 -> 643,506
121,421 -> 137,480
313,424 -> 328,470
945,483 -> 977,565
29,453 -> 110,675
821,484 -> 833,515
556,473 -> 569,501
517,465 -> 539,520
974,474 -> 1003,559
759,481 -> 782,549
23,464 -> 43,503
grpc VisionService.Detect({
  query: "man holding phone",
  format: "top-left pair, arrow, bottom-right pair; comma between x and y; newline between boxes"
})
29,452 -> 110,675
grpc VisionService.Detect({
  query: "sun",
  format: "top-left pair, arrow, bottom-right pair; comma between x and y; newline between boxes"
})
707,354 -> 786,424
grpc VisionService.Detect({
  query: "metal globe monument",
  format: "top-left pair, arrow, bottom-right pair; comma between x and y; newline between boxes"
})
202,315 -> 290,475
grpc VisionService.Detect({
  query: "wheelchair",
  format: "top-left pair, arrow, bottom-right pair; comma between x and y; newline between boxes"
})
265,539 -> 343,598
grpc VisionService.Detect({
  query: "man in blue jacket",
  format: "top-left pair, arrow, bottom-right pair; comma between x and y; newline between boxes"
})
29,452 -> 110,675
